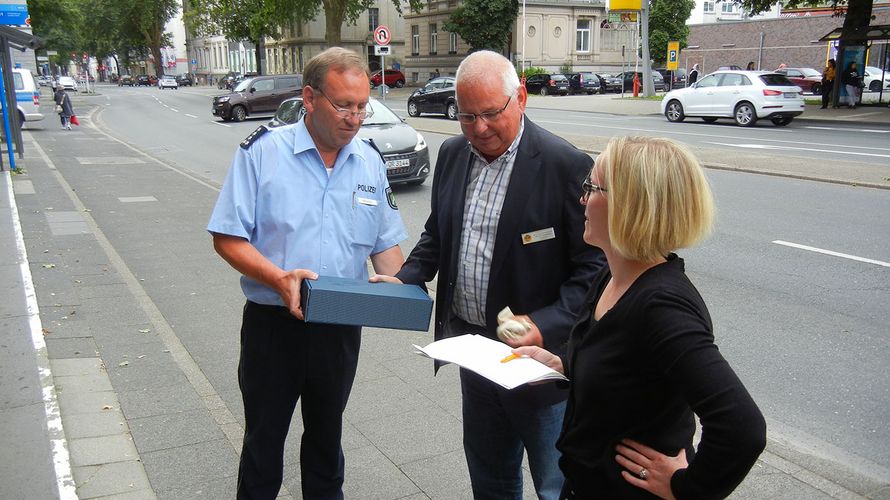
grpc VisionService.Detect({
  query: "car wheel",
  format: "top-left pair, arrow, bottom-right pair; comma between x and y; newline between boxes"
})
395,80 -> 405,88
812,83 -> 822,95
869,80 -> 881,92
702,117 -> 718,123
407,101 -> 420,117
540,87 -> 548,96
446,102 -> 458,120
734,102 -> 757,127
771,116 -> 793,126
665,100 -> 685,122
232,106 -> 247,122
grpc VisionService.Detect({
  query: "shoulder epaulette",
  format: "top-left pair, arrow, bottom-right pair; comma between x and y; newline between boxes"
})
363,138 -> 387,164
240,125 -> 269,149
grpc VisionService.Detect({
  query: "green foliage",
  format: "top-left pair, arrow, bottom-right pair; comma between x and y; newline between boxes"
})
649,0 -> 694,66
731,0 -> 843,16
559,62 -> 574,74
518,66 -> 547,78
444,0 -> 519,52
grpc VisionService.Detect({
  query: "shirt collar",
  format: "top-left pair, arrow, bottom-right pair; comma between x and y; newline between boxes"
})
291,118 -> 366,164
468,116 -> 525,166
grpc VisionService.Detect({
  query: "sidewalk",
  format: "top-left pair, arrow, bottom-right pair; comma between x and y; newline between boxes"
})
2,101 -> 889,499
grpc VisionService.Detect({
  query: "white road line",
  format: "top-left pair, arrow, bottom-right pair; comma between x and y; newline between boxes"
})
708,141 -> 890,159
213,121 -> 232,128
185,113 -> 198,118
536,119 -> 890,152
772,240 -> 890,268
804,126 -> 890,134
3,171 -> 77,500
170,108 -> 178,112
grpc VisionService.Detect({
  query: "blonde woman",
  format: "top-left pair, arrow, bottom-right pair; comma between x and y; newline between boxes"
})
516,137 -> 766,499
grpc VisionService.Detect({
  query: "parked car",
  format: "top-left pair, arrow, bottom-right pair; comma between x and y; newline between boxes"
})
596,73 -> 623,93
118,75 -> 135,86
158,75 -> 179,90
660,70 -> 804,127
864,66 -> 890,92
268,97 -> 431,186
563,72 -> 601,95
524,73 -> 570,96
212,73 -> 303,122
774,67 -> 822,94
615,71 -> 666,92
136,75 -> 151,86
58,76 -> 78,91
37,75 -> 51,87
655,67 -> 687,90
370,69 -> 406,88
407,77 -> 457,119
0,68 -> 43,126
175,74 -> 194,87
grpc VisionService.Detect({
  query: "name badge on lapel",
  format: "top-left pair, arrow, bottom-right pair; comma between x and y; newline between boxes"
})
521,227 -> 556,245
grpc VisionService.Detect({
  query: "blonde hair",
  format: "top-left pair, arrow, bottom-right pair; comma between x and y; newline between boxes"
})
303,47 -> 369,89
600,136 -> 714,262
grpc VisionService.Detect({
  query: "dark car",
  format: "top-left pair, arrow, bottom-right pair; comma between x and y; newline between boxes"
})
596,73 -> 622,93
407,77 -> 457,119
135,75 -> 151,86
616,71 -> 665,92
524,73 -> 570,96
268,97 -> 431,186
774,67 -> 822,94
370,69 -> 406,88
175,74 -> 194,87
118,75 -> 135,86
655,68 -> 687,90
563,72 -> 601,95
212,74 -> 303,122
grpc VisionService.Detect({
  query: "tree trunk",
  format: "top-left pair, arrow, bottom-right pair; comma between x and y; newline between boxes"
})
323,0 -> 344,47
255,38 -> 264,75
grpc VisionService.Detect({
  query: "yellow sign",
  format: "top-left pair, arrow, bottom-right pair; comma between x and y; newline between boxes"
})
610,0 -> 642,10
666,41 -> 679,71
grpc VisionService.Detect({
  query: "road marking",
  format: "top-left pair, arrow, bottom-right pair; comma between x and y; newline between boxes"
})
185,113 -> 197,118
213,121 -> 232,128
805,126 -> 890,134
3,171 -> 78,500
170,108 -> 178,112
707,141 -> 890,159
772,240 -> 890,268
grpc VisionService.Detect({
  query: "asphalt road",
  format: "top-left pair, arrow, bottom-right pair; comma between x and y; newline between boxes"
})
93,84 -> 890,473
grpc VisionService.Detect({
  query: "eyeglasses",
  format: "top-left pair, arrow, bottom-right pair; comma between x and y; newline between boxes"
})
456,95 -> 512,124
314,88 -> 374,120
581,178 -> 608,202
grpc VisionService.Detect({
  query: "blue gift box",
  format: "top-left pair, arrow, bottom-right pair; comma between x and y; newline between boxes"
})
301,276 -> 433,331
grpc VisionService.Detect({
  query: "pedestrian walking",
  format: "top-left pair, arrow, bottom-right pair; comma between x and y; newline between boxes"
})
746,61 -> 756,71
688,64 -> 700,85
842,61 -> 863,109
207,47 -> 407,499
54,86 -> 73,130
514,136 -> 766,499
373,50 -> 605,500
821,58 -> 836,109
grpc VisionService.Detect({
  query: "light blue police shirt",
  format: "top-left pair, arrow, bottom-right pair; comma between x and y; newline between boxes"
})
207,119 -> 408,306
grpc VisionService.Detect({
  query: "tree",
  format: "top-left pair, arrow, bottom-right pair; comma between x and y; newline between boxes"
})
444,0 -> 519,53
118,0 -> 179,76
649,0 -> 695,66
28,0 -> 84,73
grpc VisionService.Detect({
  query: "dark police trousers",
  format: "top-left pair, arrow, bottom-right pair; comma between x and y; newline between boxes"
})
237,301 -> 361,500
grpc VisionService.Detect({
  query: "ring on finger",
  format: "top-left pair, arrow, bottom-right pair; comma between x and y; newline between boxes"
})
638,468 -> 648,480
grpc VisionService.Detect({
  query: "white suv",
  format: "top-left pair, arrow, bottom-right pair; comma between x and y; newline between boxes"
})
0,68 -> 43,126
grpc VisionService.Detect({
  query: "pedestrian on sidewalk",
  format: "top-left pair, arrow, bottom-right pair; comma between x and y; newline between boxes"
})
688,64 -> 700,85
373,50 -> 606,500
821,58 -> 836,109
54,86 -> 73,130
842,61 -> 863,109
207,47 -> 407,499
514,136 -> 766,499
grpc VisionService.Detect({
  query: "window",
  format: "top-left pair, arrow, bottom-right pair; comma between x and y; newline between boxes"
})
703,2 -> 715,13
368,8 -> 379,32
718,73 -> 749,86
253,79 -> 274,92
696,74 -> 719,87
411,25 -> 420,55
576,19 -> 591,53
721,2 -> 734,13
429,24 -> 438,55
449,32 -> 458,54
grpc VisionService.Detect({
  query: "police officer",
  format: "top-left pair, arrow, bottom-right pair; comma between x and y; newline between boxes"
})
207,47 -> 407,500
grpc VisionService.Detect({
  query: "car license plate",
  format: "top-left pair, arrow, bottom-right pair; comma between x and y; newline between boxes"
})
386,158 -> 410,169
784,92 -> 798,98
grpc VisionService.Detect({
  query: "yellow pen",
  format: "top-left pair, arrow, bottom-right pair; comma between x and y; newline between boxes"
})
500,353 -> 521,363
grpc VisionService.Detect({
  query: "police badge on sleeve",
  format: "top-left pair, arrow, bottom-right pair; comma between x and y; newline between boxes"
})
386,187 -> 398,210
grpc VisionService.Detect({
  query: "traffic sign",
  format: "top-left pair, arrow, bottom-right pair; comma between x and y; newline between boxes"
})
0,2 -> 28,26
374,25 -> 391,46
666,41 -> 679,71
374,45 -> 391,56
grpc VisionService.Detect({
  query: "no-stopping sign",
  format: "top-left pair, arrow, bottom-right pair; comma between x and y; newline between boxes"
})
374,25 -> 391,46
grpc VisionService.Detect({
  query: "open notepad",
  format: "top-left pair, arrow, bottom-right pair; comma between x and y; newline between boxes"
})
413,334 -> 568,390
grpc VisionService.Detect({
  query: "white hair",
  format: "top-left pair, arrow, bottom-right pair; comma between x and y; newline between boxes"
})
455,50 -> 520,97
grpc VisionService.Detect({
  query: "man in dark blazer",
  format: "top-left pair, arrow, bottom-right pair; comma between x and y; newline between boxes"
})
374,51 -> 604,499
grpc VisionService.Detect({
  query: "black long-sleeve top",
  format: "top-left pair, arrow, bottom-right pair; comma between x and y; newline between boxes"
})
557,255 -> 766,499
